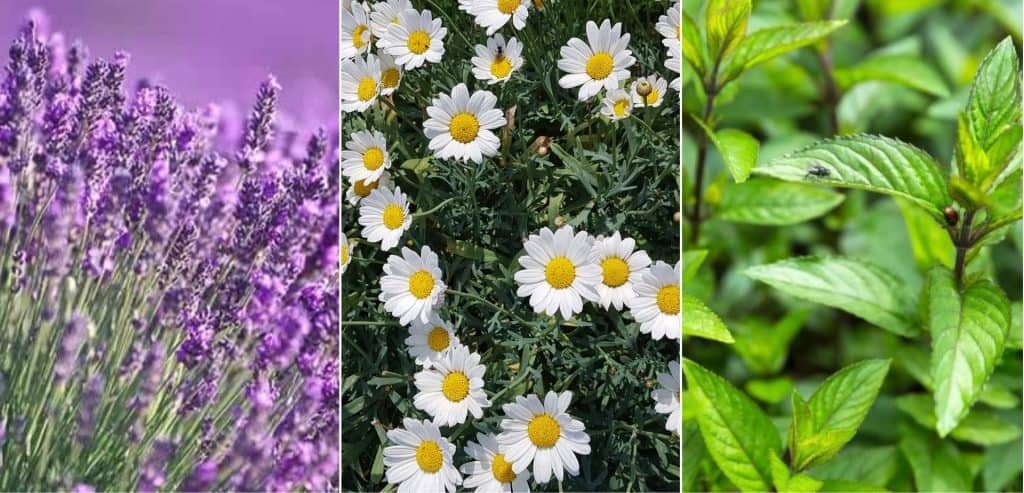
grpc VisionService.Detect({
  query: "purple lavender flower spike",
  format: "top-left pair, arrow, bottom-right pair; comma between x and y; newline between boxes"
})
137,439 -> 176,493
237,75 -> 280,171
53,313 -> 89,387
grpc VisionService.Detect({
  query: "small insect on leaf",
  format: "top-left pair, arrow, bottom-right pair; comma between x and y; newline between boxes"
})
943,206 -> 959,226
805,163 -> 831,179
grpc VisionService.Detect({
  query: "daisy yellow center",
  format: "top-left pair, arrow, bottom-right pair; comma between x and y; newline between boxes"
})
656,285 -> 680,315
341,245 -> 350,265
585,52 -> 614,80
491,454 -> 516,483
353,25 -> 369,49
408,270 -> 435,299
353,179 -> 378,197
645,90 -> 660,105
497,0 -> 520,14
382,68 -> 401,88
544,256 -> 575,289
407,31 -> 431,55
357,77 -> 377,102
382,204 -> 406,229
601,257 -> 630,287
427,327 -> 450,351
449,112 -> 480,144
527,414 -> 561,448
441,371 -> 470,402
613,99 -> 629,117
490,56 -> 513,79
362,147 -> 385,170
415,440 -> 444,473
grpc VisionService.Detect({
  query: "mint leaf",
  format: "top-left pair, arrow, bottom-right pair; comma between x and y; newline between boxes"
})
683,295 -> 734,343
966,37 -> 1022,150
790,359 -> 891,470
722,21 -> 847,81
717,179 -> 844,225
683,359 -> 782,492
745,256 -> 919,337
694,119 -> 759,183
895,393 -> 1022,446
925,268 -> 1012,436
682,249 -> 709,283
705,0 -> 751,61
899,424 -> 973,492
755,134 -> 952,221
682,11 -> 706,76
834,54 -> 950,97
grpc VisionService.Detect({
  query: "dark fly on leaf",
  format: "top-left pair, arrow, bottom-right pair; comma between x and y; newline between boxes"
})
805,164 -> 831,180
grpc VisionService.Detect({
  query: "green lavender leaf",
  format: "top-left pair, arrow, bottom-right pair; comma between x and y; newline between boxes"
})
683,295 -> 734,343
745,256 -> 918,337
683,359 -> 782,492
754,135 -> 952,222
717,179 -> 844,225
924,267 -> 1011,436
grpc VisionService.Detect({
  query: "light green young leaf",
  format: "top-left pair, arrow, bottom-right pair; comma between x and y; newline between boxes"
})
834,54 -> 950,97
717,179 -> 844,225
786,474 -> 825,493
957,112 -> 995,190
694,119 -> 759,183
683,359 -> 782,492
746,377 -> 795,404
683,295 -> 734,343
705,0 -> 751,61
745,256 -> 919,337
894,197 -> 954,271
721,21 -> 847,81
790,359 -> 891,470
894,393 -> 1022,446
966,37 -> 1022,150
899,424 -> 973,492
682,249 -> 709,283
682,11 -> 706,76
925,268 -> 1011,436
754,135 -> 952,221
769,450 -> 791,491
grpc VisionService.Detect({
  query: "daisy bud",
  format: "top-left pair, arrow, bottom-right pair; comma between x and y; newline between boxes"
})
554,215 -> 565,226
537,145 -> 548,156
635,80 -> 652,98
673,211 -> 681,222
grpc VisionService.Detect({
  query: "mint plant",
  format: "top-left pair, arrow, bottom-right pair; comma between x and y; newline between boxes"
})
683,1 -> 1022,491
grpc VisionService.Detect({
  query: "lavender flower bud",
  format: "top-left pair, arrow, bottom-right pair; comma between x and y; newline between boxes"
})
137,439 -> 175,493
53,313 -> 89,387
75,375 -> 103,447
182,460 -> 218,492
237,75 -> 280,171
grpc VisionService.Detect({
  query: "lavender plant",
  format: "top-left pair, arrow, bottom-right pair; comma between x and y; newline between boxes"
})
0,16 -> 338,491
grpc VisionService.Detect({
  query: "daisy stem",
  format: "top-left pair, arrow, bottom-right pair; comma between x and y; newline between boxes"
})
445,289 -> 531,325
343,320 -> 392,326
379,96 -> 420,133
412,197 -> 458,219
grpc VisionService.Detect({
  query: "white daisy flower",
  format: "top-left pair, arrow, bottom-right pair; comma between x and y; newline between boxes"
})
466,0 -> 530,36
371,0 -> 414,50
423,83 -> 506,163
656,2 -> 681,52
590,232 -> 651,311
346,170 -> 392,206
666,49 -> 681,92
341,232 -> 353,274
513,225 -> 600,319
628,260 -> 680,341
651,360 -> 681,434
342,129 -> 392,184
384,418 -> 462,493
341,54 -> 381,113
460,432 -> 532,493
341,3 -> 372,59
414,345 -> 492,427
379,245 -> 446,325
497,391 -> 591,484
557,19 -> 635,101
383,9 -> 447,70
471,34 -> 524,85
631,74 -> 668,108
406,314 -> 462,368
359,185 -> 412,250
379,52 -> 404,95
599,88 -> 633,121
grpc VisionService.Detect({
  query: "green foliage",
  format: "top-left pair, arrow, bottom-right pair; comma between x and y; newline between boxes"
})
683,0 -> 1021,490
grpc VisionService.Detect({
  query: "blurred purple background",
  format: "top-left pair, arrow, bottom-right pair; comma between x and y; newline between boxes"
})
0,0 -> 336,131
